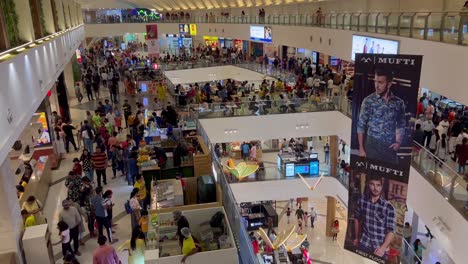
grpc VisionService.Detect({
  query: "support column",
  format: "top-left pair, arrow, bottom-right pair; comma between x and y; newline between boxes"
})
411,211 -> 419,243
325,196 -> 336,237
329,136 -> 338,176
0,160 -> 24,263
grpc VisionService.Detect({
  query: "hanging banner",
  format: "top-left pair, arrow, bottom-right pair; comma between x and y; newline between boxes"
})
146,24 -> 158,39
344,54 -> 423,264
146,39 -> 160,58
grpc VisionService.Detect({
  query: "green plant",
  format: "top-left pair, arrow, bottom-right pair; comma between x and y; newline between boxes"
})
1,0 -> 22,47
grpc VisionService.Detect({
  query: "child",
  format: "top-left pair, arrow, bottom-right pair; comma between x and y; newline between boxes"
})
21,209 -> 36,228
139,210 -> 149,237
72,158 -> 82,176
53,221 -> 74,260
286,207 -> 291,224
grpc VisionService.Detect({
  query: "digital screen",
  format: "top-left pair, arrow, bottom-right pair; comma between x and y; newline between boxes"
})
250,26 -> 272,43
351,35 -> 399,61
310,161 -> 319,175
295,165 -> 310,175
277,156 -> 281,169
297,48 -> 305,53
285,163 -> 295,177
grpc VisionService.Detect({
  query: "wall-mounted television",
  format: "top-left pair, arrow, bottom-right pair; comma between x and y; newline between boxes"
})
351,35 -> 399,61
250,26 -> 272,43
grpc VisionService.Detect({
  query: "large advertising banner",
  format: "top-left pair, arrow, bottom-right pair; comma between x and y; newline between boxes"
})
146,39 -> 160,58
146,24 -> 158,39
344,54 -> 423,264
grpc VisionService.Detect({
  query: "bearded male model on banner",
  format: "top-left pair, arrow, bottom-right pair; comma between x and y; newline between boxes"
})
345,53 -> 423,264
353,174 -> 395,257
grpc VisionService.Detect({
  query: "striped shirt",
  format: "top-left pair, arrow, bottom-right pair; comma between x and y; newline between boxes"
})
92,152 -> 108,170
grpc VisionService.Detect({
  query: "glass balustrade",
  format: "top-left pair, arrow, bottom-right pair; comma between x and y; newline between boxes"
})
83,11 -> 468,45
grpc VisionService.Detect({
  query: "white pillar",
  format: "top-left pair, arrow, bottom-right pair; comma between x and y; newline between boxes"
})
0,160 -> 23,263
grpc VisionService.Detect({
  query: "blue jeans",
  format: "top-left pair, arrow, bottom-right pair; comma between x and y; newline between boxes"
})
84,170 -> 94,182
84,138 -> 94,155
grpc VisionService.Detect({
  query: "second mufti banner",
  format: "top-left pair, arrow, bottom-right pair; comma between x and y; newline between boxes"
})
344,54 -> 423,264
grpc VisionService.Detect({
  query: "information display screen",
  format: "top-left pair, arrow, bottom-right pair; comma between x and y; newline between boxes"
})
295,164 -> 310,175
351,35 -> 399,61
285,163 -> 295,177
250,26 -> 272,43
309,161 -> 319,175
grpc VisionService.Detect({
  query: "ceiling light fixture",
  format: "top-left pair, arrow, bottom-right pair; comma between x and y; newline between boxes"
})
16,47 -> 26,52
0,53 -> 11,60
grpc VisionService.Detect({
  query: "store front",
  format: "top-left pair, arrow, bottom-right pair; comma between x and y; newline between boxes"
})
164,34 -> 193,55
203,36 -> 219,50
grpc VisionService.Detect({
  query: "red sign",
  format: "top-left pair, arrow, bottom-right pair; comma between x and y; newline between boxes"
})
146,24 -> 158,40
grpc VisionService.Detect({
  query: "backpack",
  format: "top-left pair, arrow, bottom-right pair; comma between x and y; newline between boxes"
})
209,211 -> 225,228
124,200 -> 133,214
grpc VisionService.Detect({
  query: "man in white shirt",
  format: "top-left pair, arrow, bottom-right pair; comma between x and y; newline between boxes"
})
313,76 -> 321,90
436,118 -> 450,136
422,120 -> 435,147
310,207 -> 317,228
327,78 -> 334,97
414,114 -> 424,130
306,76 -> 314,88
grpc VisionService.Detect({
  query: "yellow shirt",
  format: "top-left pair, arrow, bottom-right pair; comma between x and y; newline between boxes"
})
24,215 -> 36,227
182,236 -> 196,255
134,180 -> 147,200
139,217 -> 149,233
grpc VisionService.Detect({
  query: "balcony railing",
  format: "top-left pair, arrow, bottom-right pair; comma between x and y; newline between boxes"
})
83,11 -> 468,45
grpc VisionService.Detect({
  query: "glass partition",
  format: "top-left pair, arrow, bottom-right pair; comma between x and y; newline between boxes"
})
82,10 -> 468,46
387,13 -> 399,35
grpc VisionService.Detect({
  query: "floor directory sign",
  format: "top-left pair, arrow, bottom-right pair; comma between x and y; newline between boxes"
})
344,54 -> 422,264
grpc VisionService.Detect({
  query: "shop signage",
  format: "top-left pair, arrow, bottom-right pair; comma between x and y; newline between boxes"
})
344,54 -> 423,264
179,24 -> 197,35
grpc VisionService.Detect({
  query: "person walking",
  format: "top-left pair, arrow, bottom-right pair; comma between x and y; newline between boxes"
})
65,171 -> 83,203
402,222 -> 412,256
92,236 -> 120,264
80,149 -> 94,182
310,207 -> 317,228
413,239 -> 426,264
92,146 -> 108,187
456,138 -> 468,174
74,82 -> 83,103
435,134 -> 449,167
331,220 -> 339,241
91,186 -> 116,244
52,221 -> 75,260
295,206 -> 305,223
79,177 -> 95,238
129,188 -> 142,230
62,121 -> 79,153
286,207 -> 292,224
59,199 -> 82,256
81,120 -> 95,154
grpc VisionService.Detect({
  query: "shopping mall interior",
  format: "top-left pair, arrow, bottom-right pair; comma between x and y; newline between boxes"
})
0,0 -> 467,263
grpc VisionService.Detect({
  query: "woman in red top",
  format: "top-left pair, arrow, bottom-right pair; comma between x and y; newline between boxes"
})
72,158 -> 82,176
251,237 -> 259,254
331,220 -> 339,241
456,138 -> 468,174
416,98 -> 425,116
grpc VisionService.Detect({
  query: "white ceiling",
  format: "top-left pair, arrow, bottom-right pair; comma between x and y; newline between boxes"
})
76,0 -> 323,11
199,111 -> 352,144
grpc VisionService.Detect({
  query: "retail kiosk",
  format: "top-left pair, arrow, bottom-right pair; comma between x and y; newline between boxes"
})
277,153 -> 320,177
144,206 -> 238,264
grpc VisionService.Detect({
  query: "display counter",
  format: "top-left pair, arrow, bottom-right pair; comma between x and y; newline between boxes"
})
150,179 -> 184,210
18,156 -> 52,206
240,201 -> 278,231
144,206 -> 238,264
277,153 -> 319,177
